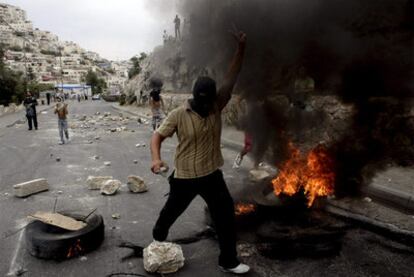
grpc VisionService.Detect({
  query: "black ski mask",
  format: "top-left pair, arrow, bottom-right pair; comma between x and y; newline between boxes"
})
191,76 -> 217,118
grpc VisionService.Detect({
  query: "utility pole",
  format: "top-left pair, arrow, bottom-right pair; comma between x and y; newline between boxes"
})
58,46 -> 64,95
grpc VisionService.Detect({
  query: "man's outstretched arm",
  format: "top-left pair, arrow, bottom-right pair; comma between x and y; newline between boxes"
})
217,31 -> 247,110
150,132 -> 167,173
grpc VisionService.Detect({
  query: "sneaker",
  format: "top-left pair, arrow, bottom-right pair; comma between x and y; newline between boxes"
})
219,263 -> 250,274
58,141 -> 65,145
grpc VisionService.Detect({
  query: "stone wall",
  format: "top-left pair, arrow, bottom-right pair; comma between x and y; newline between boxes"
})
222,94 -> 355,149
0,103 -> 24,117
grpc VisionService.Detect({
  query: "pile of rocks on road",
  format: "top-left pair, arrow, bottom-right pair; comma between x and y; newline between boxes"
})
70,111 -> 141,134
87,175 -> 148,195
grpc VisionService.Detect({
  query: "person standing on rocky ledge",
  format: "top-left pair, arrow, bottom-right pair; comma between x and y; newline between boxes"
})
150,30 -> 249,274
174,15 -> 181,39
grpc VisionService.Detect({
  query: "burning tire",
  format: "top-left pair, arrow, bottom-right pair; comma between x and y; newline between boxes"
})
25,211 -> 104,260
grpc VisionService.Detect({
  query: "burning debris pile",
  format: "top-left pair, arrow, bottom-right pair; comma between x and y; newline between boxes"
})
272,143 -> 335,207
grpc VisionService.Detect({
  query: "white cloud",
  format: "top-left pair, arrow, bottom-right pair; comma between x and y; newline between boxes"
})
2,0 -> 180,60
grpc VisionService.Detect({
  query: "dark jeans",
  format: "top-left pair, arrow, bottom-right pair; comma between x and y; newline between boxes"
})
26,114 -> 38,130
153,170 -> 239,268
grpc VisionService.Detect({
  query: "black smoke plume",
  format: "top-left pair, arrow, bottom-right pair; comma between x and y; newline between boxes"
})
176,0 -> 413,196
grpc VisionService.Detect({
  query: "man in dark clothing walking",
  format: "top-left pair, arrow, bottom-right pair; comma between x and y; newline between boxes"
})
23,92 -> 38,130
46,92 -> 51,105
150,31 -> 248,274
149,79 -> 165,131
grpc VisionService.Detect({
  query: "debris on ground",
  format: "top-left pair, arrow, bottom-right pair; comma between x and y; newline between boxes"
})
56,157 -> 61,162
13,178 -> 49,197
237,243 -> 257,257
80,256 -> 88,262
112,213 -> 121,219
28,211 -> 87,231
87,176 -> 113,190
143,241 -> 185,274
133,160 -> 138,164
6,265 -> 27,276
249,169 -> 271,182
118,242 -> 144,260
364,197 -> 373,203
104,161 -> 111,166
127,175 -> 148,193
100,179 -> 121,195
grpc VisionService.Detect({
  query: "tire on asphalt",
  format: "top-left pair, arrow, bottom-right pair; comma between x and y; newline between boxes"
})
25,211 -> 105,260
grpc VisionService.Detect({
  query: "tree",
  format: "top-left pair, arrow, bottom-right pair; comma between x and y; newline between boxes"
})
128,52 -> 147,79
85,70 -> 107,95
0,46 -> 25,105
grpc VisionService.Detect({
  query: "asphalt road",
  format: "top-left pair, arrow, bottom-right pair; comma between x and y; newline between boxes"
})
0,100 -> 413,277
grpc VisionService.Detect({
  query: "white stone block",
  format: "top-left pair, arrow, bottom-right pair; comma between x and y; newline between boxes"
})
86,176 -> 113,190
13,178 -> 49,197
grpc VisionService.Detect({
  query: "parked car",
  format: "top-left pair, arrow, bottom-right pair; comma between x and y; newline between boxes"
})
92,94 -> 101,100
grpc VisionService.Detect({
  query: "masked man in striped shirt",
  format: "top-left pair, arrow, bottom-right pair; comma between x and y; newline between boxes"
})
150,31 -> 249,274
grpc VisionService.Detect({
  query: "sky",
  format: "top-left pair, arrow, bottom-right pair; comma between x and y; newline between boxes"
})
2,0 -> 179,60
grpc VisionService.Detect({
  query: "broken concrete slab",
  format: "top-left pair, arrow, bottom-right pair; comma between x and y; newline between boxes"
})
86,176 -> 113,190
143,241 -> 185,274
28,211 -> 86,231
249,169 -> 271,182
112,213 -> 121,219
100,179 -> 121,195
127,175 -> 148,193
13,178 -> 49,197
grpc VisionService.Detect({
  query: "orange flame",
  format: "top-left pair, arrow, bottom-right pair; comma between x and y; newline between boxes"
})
235,203 -> 256,216
272,143 -> 335,207
66,239 -> 83,258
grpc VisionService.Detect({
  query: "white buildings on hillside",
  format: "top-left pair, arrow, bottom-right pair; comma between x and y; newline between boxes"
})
0,3 -> 132,90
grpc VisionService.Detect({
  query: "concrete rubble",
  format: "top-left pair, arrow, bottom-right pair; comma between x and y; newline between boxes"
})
143,241 -> 185,274
100,179 -> 121,195
127,175 -> 148,193
111,213 -> 121,219
249,169 -> 271,182
13,178 -> 49,197
86,176 -> 113,190
28,211 -> 87,231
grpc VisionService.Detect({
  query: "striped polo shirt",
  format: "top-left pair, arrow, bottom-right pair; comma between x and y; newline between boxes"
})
157,100 -> 223,179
